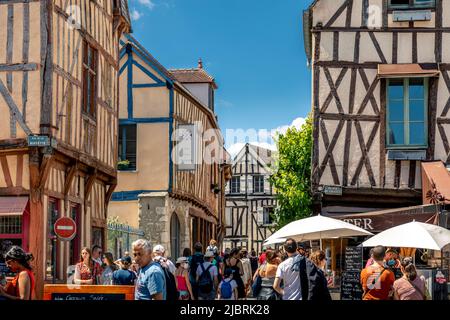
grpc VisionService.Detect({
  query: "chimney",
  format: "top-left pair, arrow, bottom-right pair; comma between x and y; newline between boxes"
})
198,58 -> 203,69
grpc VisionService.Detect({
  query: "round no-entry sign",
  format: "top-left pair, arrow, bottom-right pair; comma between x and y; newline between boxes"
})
54,217 -> 77,241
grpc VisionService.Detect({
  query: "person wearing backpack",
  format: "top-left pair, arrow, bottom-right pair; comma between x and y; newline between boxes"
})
189,242 -> 204,300
219,268 -> 238,300
196,250 -> 218,300
153,245 -> 179,301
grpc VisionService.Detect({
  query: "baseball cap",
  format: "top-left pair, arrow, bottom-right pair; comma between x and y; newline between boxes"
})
153,244 -> 165,254
176,257 -> 188,264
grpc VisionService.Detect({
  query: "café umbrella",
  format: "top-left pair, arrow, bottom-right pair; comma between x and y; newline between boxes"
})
362,221 -> 450,251
264,215 -> 373,249
263,237 -> 286,246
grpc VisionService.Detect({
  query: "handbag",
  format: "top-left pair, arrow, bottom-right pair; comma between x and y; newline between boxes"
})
252,263 -> 266,298
252,274 -> 263,297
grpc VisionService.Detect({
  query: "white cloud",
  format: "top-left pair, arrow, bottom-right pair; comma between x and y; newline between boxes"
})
138,0 -> 155,10
224,117 -> 307,160
131,9 -> 143,21
273,117 -> 306,136
217,99 -> 233,108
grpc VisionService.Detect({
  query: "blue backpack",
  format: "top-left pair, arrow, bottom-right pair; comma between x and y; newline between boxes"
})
221,280 -> 233,299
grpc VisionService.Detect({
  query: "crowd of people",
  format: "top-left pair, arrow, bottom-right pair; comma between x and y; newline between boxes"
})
360,245 -> 428,300
0,240 -> 429,300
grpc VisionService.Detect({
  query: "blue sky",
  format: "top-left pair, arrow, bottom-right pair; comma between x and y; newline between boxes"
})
128,0 -> 312,155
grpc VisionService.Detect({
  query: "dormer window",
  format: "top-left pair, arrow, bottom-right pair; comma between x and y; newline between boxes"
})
389,0 -> 435,10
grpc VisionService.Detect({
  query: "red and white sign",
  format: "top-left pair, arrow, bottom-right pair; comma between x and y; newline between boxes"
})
54,217 -> 77,241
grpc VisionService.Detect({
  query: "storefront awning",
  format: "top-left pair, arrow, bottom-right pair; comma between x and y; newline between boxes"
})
378,63 -> 440,78
0,197 -> 29,216
421,161 -> 450,205
322,204 -> 438,233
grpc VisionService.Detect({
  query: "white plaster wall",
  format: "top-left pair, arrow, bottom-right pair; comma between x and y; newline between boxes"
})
376,33 -> 393,64
359,33 -> 383,62
444,1 -> 450,28
320,32 -> 334,61
183,83 -> 210,109
339,32 -> 357,62
397,33 -> 413,64
351,0 -> 363,28
313,0 -> 347,27
334,69 -> 352,113
441,34 -> 450,63
417,33 -> 436,62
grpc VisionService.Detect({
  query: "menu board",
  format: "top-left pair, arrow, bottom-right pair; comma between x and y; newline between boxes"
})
344,247 -> 363,272
340,272 -> 363,300
341,247 -> 364,300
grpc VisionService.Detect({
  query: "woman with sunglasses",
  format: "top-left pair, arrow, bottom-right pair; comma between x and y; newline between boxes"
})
74,247 -> 102,285
308,250 -> 332,301
0,246 -> 35,300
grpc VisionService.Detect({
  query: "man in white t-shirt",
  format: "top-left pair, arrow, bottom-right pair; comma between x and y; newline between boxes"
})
196,250 -> 219,300
273,238 -> 302,300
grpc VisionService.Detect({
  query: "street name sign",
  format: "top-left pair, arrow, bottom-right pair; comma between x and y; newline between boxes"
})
27,135 -> 50,147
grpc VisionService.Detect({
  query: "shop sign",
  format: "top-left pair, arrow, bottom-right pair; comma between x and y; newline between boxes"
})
323,186 -> 342,196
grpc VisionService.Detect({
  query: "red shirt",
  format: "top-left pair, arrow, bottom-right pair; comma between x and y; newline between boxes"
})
258,253 -> 266,265
6,270 -> 35,300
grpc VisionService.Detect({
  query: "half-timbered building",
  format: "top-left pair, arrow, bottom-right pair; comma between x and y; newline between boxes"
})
0,0 -> 130,297
109,34 -> 231,259
304,0 -> 450,216
224,144 -> 277,253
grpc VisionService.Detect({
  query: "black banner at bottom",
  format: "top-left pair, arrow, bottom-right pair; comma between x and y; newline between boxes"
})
1,300 -> 449,319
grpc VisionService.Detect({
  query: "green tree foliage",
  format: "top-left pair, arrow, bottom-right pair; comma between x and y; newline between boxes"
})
270,115 -> 313,228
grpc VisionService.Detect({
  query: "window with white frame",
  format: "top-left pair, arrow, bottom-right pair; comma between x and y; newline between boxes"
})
231,176 -> 240,194
263,207 -> 274,225
253,175 -> 264,193
387,78 -> 428,148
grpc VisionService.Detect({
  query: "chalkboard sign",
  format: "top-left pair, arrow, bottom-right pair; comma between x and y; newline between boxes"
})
344,247 -> 363,272
340,272 -> 363,300
52,293 -> 125,301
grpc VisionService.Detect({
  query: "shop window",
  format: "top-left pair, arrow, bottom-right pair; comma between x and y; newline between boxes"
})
387,78 -> 428,148
389,0 -> 435,9
118,124 -> 137,170
46,199 -> 60,281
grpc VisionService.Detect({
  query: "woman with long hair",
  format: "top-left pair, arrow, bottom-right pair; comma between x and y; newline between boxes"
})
100,252 -> 118,285
309,250 -> 332,301
0,246 -> 35,300
74,247 -> 102,285
175,257 -> 194,300
393,257 -> 427,300
225,248 -> 246,299
254,250 -> 280,300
